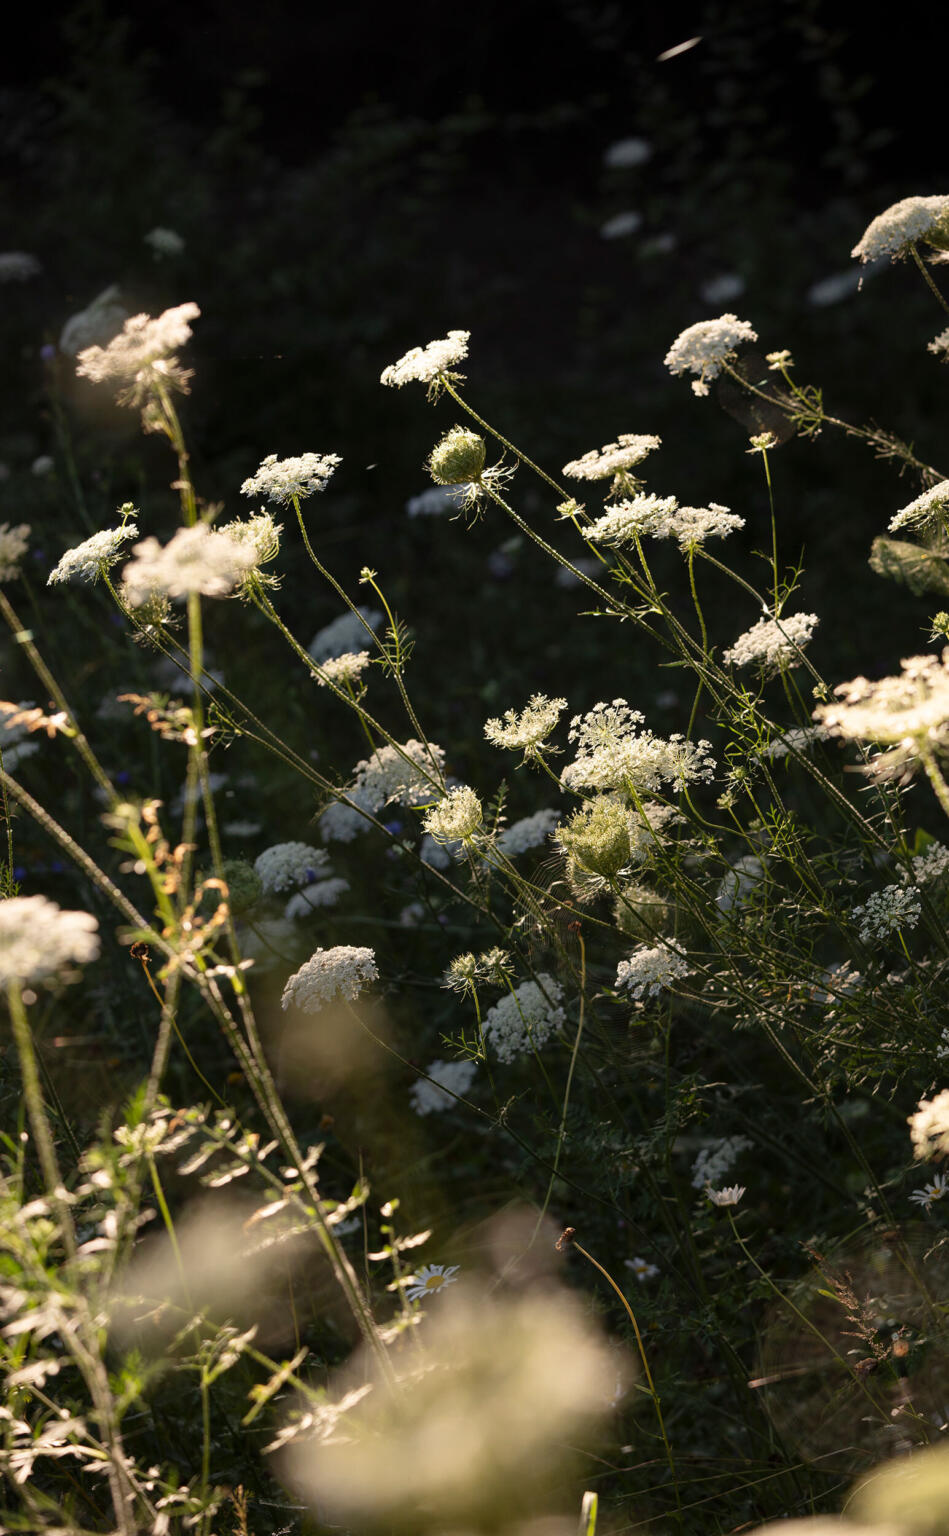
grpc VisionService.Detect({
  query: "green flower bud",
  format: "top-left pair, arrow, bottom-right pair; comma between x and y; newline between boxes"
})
427,426 -> 487,486
199,858 -> 263,918
558,799 -> 630,878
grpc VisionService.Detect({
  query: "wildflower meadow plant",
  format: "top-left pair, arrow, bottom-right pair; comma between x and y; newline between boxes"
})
6,204 -> 949,1536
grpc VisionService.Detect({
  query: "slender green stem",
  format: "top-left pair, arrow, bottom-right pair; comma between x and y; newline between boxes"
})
909,242 -> 949,315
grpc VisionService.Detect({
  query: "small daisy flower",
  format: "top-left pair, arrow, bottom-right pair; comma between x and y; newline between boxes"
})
908,1172 -> 949,1211
707,1185 -> 745,1207
624,1256 -> 659,1282
406,1263 -> 460,1300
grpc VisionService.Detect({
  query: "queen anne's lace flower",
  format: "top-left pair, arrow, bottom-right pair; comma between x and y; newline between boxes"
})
409,1059 -> 477,1115
908,1088 -> 949,1161
48,519 -> 139,585
585,496 -> 743,550
496,808 -> 560,855
354,739 -> 446,812
281,945 -> 378,1013
76,301 -> 200,405
691,1136 -> 753,1190
760,724 -> 831,759
121,524 -> 258,606
59,285 -> 128,358
380,331 -> 470,388
241,452 -> 341,504
0,896 -> 100,985
928,326 -> 949,359
814,650 -> 949,748
851,884 -> 921,944
309,607 -> 383,663
888,480 -> 949,533
664,314 -> 758,396
314,651 -> 372,688
723,612 -> 818,675
254,842 -> 332,893
910,841 -> 949,885
423,786 -> 483,844
562,434 -> 661,482
615,939 -> 691,999
851,195 -> 949,263
562,699 -> 715,794
484,694 -> 567,760
482,976 -> 565,1063
0,523 -> 30,581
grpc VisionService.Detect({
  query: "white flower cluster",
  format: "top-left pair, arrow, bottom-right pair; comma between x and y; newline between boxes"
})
691,1134 -> 753,1190
121,524 -> 258,606
584,496 -> 744,551
627,801 -> 683,861
910,841 -> 949,885
309,607 -> 383,662
314,651 -> 372,688
423,786 -> 483,844
76,301 -> 200,403
0,523 -> 30,581
59,285 -> 127,357
380,330 -> 470,388
888,480 -> 949,533
281,945 -> 378,1014
419,832 -> 459,869
0,252 -> 41,281
0,896 -> 100,986
928,326 -> 949,359
760,724 -> 831,759
484,693 -> 567,759
496,808 -> 560,856
561,699 -> 715,795
850,883 -> 922,944
851,195 -> 949,263
615,939 -> 691,999
482,975 -> 565,1063
908,1088 -> 949,1161
284,880 -> 350,919
409,1058 -> 477,1115
814,650 -> 949,746
716,854 -> 766,916
48,519 -> 139,585
583,494 -> 679,544
723,612 -> 819,674
320,739 -> 447,843
562,434 -> 661,482
663,314 -> 758,396
240,452 -> 341,504
254,842 -> 333,893
219,510 -> 282,568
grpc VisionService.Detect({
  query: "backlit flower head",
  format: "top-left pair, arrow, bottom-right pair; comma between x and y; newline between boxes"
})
888,480 -> 949,533
0,896 -> 100,986
76,301 -> 200,406
929,326 -> 949,359
313,650 -> 372,689
484,693 -> 567,761
48,514 -> 139,586
562,433 -> 661,495
908,1088 -> 949,1161
0,523 -> 30,582
851,195 -> 949,263
423,786 -> 483,844
240,452 -> 341,504
722,612 -> 819,676
851,884 -> 921,945
707,1185 -> 745,1207
664,314 -> 758,396
813,650 -> 949,749
496,807 -> 561,855
121,524 -> 258,606
562,699 -> 715,794
380,330 -> 470,394
280,945 -> 378,1014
